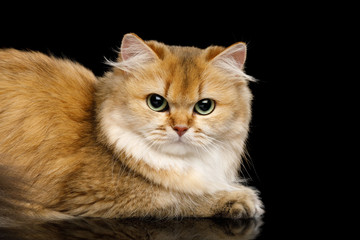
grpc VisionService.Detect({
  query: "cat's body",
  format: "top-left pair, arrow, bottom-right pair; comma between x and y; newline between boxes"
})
0,34 -> 263,223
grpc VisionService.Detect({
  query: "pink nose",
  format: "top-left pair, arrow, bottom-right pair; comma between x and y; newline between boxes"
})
173,126 -> 189,137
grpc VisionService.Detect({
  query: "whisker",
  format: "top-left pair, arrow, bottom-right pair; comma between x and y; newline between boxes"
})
142,129 -> 170,154
193,133 -> 230,155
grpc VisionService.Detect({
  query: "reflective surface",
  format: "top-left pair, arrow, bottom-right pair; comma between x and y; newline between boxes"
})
0,217 -> 262,240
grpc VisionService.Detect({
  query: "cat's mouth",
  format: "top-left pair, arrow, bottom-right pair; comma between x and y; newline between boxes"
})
175,136 -> 186,143
146,128 -> 203,156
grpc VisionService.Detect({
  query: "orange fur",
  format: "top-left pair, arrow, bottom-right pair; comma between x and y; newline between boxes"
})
0,34 -> 263,223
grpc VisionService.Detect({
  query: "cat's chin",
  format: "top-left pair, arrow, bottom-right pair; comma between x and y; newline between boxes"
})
158,142 -> 194,157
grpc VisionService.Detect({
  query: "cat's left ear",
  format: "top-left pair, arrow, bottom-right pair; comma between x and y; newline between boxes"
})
211,42 -> 247,71
209,42 -> 255,82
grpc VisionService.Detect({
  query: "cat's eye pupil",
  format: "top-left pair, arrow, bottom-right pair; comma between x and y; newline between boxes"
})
194,99 -> 215,115
198,100 -> 211,111
147,94 -> 168,112
150,95 -> 163,108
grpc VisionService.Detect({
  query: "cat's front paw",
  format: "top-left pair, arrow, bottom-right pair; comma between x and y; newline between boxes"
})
214,187 -> 264,219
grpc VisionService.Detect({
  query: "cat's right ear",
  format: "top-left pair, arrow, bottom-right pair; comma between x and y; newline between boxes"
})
108,33 -> 159,73
120,33 -> 158,62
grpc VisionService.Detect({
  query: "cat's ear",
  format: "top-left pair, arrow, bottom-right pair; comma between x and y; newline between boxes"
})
108,33 -> 159,73
211,42 -> 247,70
209,42 -> 255,82
120,33 -> 159,62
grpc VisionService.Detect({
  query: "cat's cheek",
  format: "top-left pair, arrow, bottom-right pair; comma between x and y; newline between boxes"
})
200,113 -> 239,138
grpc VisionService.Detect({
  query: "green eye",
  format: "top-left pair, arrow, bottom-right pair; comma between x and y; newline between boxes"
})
147,94 -> 169,112
194,99 -> 215,115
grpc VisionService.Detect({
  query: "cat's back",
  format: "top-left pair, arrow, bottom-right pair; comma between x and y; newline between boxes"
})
0,49 -> 96,96
0,49 -> 97,163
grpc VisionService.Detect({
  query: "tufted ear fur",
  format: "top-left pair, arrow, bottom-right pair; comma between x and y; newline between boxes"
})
107,33 -> 159,73
120,33 -> 158,62
210,42 -> 254,82
212,42 -> 247,70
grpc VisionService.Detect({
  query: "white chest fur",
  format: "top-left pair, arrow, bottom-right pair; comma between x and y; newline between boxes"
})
101,111 -> 242,194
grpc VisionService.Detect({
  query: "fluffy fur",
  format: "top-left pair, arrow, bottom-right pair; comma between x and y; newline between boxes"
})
0,33 -> 263,223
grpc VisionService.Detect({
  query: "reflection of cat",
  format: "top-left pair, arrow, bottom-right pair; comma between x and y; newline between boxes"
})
0,33 -> 263,222
0,218 -> 262,240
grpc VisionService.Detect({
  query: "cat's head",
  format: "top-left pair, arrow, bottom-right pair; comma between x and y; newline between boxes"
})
97,33 -> 254,169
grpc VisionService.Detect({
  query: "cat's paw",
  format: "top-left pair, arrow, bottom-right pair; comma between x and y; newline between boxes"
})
214,187 -> 264,219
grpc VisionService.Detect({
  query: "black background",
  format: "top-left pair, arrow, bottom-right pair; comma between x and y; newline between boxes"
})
0,3 -> 343,239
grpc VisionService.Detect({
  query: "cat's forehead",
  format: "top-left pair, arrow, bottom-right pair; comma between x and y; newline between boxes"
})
162,47 -> 205,104
167,45 -> 203,58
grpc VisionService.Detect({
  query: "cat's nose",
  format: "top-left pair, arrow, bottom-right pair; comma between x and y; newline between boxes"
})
173,126 -> 189,137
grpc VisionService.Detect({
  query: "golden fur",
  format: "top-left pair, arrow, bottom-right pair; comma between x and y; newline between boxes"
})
0,34 -> 263,223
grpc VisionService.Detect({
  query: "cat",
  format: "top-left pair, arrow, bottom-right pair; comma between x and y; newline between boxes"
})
0,33 -> 263,223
